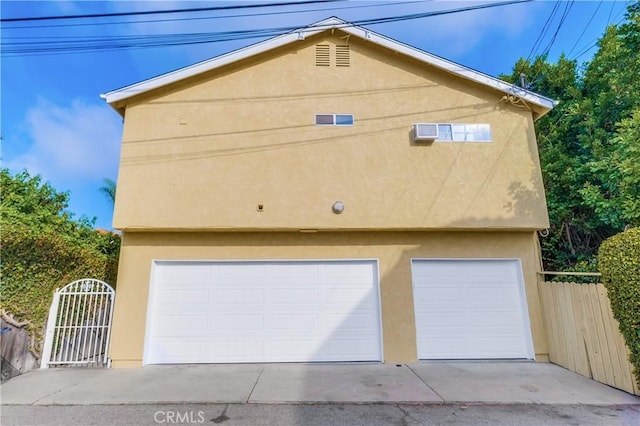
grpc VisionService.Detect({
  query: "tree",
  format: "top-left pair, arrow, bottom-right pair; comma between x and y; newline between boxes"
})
580,108 -> 640,229
500,2 -> 640,270
99,178 -> 117,205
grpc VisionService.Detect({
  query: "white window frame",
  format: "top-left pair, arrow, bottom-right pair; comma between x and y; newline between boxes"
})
435,123 -> 492,142
315,114 -> 354,126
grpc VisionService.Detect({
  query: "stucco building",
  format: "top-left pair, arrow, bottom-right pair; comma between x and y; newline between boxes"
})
102,18 -> 556,368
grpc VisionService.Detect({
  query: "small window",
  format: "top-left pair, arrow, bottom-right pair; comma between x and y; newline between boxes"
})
434,123 -> 492,142
315,114 -> 334,125
335,114 -> 354,125
437,124 -> 452,141
315,114 -> 354,126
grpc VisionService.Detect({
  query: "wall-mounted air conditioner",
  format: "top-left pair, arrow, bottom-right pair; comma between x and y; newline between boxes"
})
413,123 -> 439,141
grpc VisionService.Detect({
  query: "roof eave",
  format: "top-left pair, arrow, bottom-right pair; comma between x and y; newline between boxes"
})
101,16 -> 556,115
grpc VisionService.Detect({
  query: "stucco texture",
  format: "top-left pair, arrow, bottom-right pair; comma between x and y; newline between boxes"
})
109,231 -> 548,367
108,29 -> 552,367
112,31 -> 548,232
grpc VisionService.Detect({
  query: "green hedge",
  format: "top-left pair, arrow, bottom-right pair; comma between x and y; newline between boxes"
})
598,227 -> 640,385
0,223 -> 119,353
0,168 -> 120,355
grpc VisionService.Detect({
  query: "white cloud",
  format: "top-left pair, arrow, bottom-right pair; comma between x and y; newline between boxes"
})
7,98 -> 122,184
378,1 -> 545,57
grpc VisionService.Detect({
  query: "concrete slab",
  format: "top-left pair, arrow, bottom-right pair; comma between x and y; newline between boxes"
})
0,368 -> 100,405
3,362 -> 638,406
249,364 -> 444,403
408,361 -> 640,405
1,364 -> 262,405
2,365 -> 263,405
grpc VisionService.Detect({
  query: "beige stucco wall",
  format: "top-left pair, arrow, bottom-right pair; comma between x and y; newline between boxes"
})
109,231 -> 548,368
112,31 -> 548,231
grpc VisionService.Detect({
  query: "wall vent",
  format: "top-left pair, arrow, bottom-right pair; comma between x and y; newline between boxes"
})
336,45 -> 350,67
315,44 -> 330,67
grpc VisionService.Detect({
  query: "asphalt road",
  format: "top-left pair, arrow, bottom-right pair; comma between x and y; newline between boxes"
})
2,403 -> 640,426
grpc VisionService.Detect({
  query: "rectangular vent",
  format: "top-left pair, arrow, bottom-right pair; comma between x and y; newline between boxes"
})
315,44 -> 330,67
336,45 -> 350,67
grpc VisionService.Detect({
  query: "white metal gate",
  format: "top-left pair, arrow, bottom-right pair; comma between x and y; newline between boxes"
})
41,278 -> 115,368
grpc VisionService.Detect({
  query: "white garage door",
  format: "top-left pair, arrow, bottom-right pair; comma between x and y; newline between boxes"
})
412,259 -> 534,360
144,260 -> 381,364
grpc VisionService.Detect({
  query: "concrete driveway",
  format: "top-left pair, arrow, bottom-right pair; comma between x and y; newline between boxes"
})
2,361 -> 639,406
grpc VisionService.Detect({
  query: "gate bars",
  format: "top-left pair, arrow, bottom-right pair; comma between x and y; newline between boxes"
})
41,279 -> 115,368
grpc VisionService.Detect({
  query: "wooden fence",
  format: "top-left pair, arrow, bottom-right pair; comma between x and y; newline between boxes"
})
538,279 -> 639,395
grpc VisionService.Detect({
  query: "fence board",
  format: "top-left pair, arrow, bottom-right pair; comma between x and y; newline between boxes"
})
560,284 -> 577,371
539,282 -> 558,364
597,285 -> 636,394
538,280 -> 638,396
568,283 -> 590,377
587,283 -> 611,384
551,284 -> 569,367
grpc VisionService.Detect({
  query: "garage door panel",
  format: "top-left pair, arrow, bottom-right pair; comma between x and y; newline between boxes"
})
422,342 -> 526,359
216,264 -> 268,281
148,339 -> 207,363
154,315 -> 209,333
324,287 -> 374,304
321,263 -> 372,279
267,313 -> 319,329
418,325 -> 529,337
215,288 -> 265,304
270,288 -> 320,304
325,312 -> 378,330
207,341 -> 264,362
145,260 -> 381,364
156,289 -> 211,308
412,259 -> 533,360
157,263 -> 210,283
271,264 -> 320,279
215,314 -> 265,330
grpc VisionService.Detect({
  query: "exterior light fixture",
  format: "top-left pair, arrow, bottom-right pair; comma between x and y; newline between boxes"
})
332,201 -> 345,214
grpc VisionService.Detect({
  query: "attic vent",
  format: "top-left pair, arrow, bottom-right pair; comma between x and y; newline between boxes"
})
315,44 -> 330,67
336,45 -> 350,67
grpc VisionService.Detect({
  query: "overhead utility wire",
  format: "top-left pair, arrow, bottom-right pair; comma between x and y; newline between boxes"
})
539,0 -> 574,58
570,8 -> 629,61
567,0 -> 603,58
526,0 -> 560,62
0,0 -> 339,22
5,1 -> 426,30
2,0 -> 532,56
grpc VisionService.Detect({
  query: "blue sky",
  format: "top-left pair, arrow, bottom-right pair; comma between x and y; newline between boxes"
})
1,0 -> 632,230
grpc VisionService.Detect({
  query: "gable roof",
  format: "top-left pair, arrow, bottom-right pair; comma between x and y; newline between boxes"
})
101,17 -> 557,118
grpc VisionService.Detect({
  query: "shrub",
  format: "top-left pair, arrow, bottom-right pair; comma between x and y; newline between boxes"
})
0,169 -> 120,354
598,227 -> 640,385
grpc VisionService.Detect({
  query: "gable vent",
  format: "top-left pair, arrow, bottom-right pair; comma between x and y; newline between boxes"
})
336,45 -> 350,67
315,44 -> 330,67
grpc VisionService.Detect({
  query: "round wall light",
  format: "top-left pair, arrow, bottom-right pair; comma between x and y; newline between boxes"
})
332,201 -> 345,214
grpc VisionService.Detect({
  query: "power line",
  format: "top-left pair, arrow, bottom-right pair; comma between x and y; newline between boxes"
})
570,2 -> 630,61
4,1 -> 427,30
539,0 -> 574,58
526,0 -> 561,62
567,0 -> 603,58
2,0 -> 533,57
0,0 -> 340,22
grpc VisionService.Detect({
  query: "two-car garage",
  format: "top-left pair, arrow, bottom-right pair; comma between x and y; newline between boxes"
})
143,258 -> 534,364
144,260 -> 382,364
